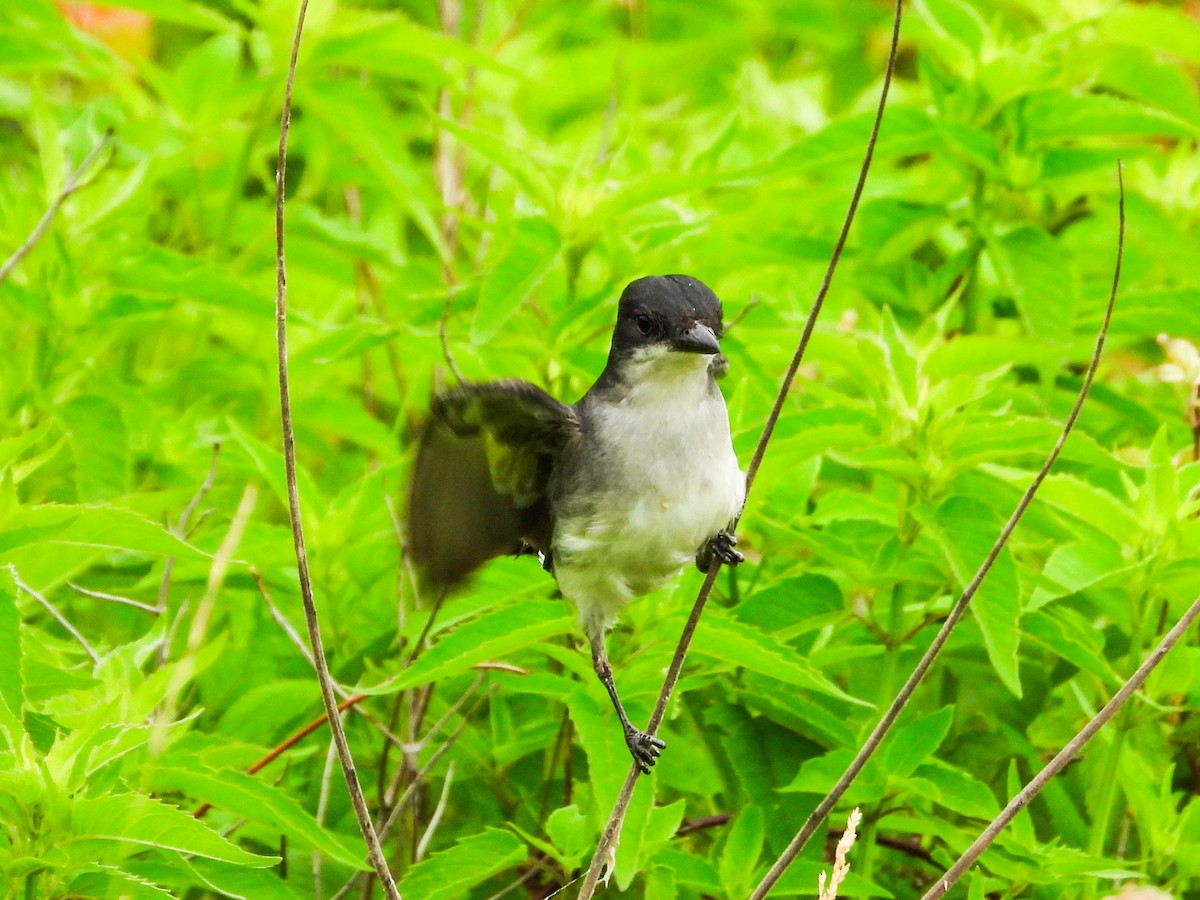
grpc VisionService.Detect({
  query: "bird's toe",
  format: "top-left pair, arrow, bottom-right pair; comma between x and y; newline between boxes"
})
625,727 -> 666,774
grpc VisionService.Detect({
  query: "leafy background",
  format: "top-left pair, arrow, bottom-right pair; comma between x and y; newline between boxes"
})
2,0 -> 1200,897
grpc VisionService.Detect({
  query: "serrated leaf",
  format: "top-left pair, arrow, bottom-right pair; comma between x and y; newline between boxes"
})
359,600 -> 572,694
148,765 -> 370,871
979,466 -> 1138,544
0,505 -> 206,561
691,609 -> 869,705
396,828 -> 526,900
69,794 -> 276,866
1023,90 -> 1199,143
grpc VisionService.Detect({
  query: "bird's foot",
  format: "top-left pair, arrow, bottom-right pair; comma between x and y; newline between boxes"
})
707,530 -> 743,566
624,726 -> 665,774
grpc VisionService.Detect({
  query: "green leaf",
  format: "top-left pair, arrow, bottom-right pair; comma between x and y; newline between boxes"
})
396,828 -> 526,900
148,765 -> 371,871
979,466 -> 1137,545
545,804 -> 589,869
1022,90 -> 1199,143
691,609 -> 870,706
90,0 -> 235,30
920,497 -> 1022,696
0,505 -> 206,561
993,226 -> 1077,345
882,706 -> 954,779
471,217 -> 562,344
718,805 -> 764,895
131,856 -> 304,900
0,569 -> 21,718
68,794 -> 276,867
359,600 -> 572,694
432,115 -> 556,212
912,759 -> 1000,819
58,395 -> 129,501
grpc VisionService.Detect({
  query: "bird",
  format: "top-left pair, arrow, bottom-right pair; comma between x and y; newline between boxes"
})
407,274 -> 745,773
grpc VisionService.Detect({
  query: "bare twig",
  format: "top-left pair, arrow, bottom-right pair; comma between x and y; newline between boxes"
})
920,591 -> 1200,899
415,761 -> 455,861
271,1 -> 399,895
158,442 -> 221,665
251,566 -> 317,668
749,161 -> 1126,899
10,567 -> 99,663
68,582 -> 158,614
252,568 -> 407,751
576,2 -> 903,894
0,128 -> 114,285
330,688 -> 489,900
314,723 -> 343,899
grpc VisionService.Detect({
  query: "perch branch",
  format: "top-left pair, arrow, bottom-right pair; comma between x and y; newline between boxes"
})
920,591 -> 1200,899
271,1 -> 399,895
575,1 -> 903,894
749,161 -> 1126,899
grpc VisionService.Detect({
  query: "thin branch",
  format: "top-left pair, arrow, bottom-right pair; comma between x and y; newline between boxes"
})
176,443 -> 222,535
10,567 -> 99,663
415,761 -> 455,861
68,582 -> 158,614
251,566 -> 317,668
272,1 -> 399,895
158,442 -> 221,666
576,2 -> 903,894
0,128 -> 114,285
921,591 -> 1200,899
251,568 -> 407,751
749,160 -> 1126,899
314,722 -> 343,900
329,688 -> 489,900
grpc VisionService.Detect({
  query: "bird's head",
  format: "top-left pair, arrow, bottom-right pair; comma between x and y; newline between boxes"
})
607,275 -> 726,375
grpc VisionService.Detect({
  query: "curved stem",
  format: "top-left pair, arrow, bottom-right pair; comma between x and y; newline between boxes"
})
574,2 -> 905,896
273,1 -> 399,896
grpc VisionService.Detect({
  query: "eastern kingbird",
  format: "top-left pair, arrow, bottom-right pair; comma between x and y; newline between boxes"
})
408,274 -> 745,772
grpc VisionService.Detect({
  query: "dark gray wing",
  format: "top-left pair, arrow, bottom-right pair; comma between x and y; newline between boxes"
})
407,379 -> 579,588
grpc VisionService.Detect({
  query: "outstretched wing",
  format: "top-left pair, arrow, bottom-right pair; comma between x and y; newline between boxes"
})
407,379 -> 579,588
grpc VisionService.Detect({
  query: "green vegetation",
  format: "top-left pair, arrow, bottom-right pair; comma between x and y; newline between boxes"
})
2,0 -> 1199,897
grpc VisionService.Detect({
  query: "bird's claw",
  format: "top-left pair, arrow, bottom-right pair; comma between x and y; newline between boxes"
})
624,726 -> 666,774
708,530 -> 743,566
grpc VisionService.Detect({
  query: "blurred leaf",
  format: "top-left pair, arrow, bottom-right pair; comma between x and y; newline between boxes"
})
58,395 -> 129,501
0,569 -> 21,718
993,226 -> 1077,345
471,217 -> 562,344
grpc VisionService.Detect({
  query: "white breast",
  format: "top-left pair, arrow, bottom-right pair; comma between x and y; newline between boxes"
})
553,350 -> 745,637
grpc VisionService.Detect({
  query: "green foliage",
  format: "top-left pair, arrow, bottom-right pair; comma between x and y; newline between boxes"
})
1,0 -> 1199,898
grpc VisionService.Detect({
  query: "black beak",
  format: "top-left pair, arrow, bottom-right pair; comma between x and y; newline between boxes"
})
671,322 -> 720,355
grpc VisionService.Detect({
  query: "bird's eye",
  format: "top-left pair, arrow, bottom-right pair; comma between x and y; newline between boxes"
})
635,314 -> 654,336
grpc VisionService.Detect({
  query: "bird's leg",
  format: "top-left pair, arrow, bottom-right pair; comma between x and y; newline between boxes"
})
696,528 -> 743,572
588,631 -> 664,774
